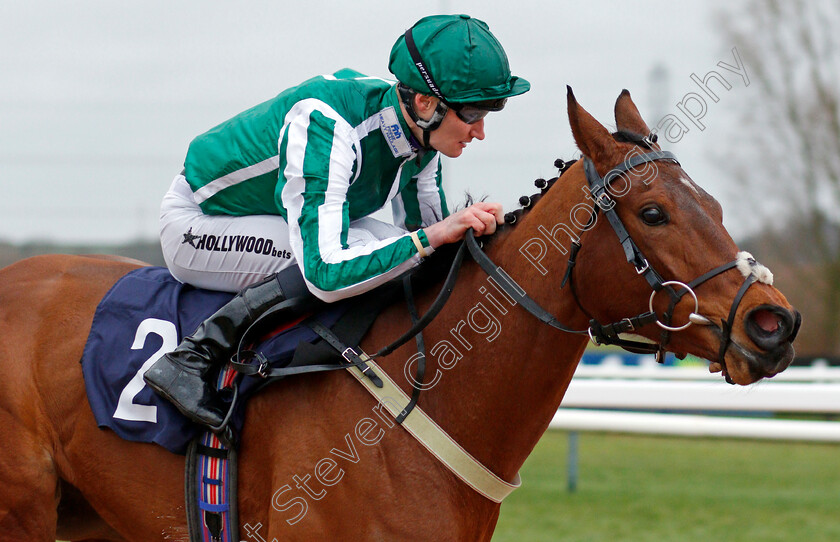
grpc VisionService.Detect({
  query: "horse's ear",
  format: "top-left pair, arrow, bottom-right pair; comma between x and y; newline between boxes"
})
614,89 -> 653,138
567,86 -> 618,164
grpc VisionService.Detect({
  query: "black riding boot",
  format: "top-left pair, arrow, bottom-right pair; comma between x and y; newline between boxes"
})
143,268 -> 308,428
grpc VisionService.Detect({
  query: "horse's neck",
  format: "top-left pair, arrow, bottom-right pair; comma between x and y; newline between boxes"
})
415,185 -> 592,481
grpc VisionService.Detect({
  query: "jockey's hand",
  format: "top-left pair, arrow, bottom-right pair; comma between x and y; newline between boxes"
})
423,202 -> 504,249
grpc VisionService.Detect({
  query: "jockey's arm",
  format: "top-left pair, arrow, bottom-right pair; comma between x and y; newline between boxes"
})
279,114 -> 432,303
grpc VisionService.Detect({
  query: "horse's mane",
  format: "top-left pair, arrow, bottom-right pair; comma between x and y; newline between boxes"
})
498,129 -> 653,232
418,129 -> 653,267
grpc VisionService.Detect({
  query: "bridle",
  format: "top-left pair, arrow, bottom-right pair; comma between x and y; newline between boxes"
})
373,144 -> 770,411
567,149 -> 760,372
465,145 -> 765,382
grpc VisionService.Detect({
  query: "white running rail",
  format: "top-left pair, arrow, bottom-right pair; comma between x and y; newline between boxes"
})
552,359 -> 840,442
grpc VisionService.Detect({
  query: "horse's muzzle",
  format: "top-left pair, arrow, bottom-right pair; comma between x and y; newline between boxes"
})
739,305 -> 801,379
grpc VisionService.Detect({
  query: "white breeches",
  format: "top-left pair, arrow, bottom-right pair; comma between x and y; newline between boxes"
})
159,175 -> 407,293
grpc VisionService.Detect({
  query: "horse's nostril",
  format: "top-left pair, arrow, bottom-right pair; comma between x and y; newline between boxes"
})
752,309 -> 782,335
745,305 -> 795,350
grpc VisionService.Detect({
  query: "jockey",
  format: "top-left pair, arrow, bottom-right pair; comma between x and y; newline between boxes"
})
144,14 -> 530,429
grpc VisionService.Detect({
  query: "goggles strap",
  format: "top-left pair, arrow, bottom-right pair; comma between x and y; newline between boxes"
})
404,28 -> 450,106
402,26 -> 487,148
403,26 -> 447,149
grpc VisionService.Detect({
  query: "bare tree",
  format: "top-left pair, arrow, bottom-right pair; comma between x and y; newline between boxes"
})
718,0 -> 840,355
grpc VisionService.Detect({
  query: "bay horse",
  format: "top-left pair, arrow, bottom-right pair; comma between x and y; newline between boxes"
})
0,89 -> 799,541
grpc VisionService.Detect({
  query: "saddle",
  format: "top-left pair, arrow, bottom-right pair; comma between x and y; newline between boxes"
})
80,266 -> 402,453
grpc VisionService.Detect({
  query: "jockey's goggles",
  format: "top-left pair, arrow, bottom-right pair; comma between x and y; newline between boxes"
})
450,98 -> 507,124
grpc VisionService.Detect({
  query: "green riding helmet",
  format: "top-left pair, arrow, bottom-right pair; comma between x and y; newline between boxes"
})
389,14 -> 530,104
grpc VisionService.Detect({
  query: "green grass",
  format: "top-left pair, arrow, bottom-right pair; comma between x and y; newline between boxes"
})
492,431 -> 840,542
58,431 -> 839,541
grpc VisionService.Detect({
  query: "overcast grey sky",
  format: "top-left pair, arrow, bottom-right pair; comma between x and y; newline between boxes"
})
2,0 -> 748,244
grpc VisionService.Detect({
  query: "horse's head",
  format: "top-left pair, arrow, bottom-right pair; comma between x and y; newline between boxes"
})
559,87 -> 800,385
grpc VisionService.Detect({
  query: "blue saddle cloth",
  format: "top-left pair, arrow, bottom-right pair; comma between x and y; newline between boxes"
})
81,267 -> 345,454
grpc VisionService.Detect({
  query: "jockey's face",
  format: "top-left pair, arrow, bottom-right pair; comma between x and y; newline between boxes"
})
403,93 -> 487,158
428,106 -> 486,158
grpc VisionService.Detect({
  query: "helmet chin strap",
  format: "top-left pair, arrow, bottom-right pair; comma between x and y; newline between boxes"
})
398,83 -> 447,151
422,128 -> 433,150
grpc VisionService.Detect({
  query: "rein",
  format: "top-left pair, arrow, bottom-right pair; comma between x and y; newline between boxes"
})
219,144 -> 767,505
232,146 -> 765,416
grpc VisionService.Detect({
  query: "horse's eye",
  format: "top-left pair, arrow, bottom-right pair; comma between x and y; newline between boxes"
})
640,206 -> 668,226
